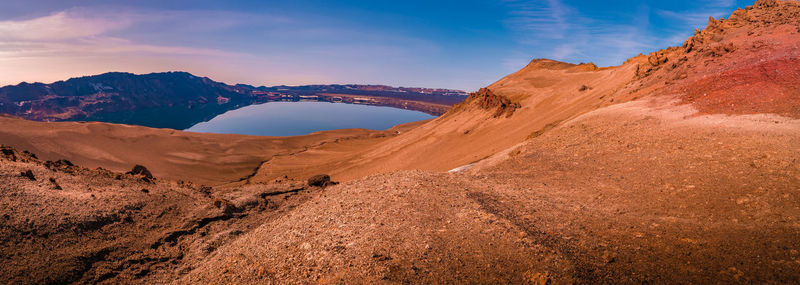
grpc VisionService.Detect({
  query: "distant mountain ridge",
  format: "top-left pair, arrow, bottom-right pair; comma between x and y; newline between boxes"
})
0,72 -> 467,129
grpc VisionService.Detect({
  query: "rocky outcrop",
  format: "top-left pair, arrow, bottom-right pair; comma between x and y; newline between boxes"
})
647,51 -> 669,66
756,0 -> 778,8
470,88 -> 520,118
682,0 -> 800,54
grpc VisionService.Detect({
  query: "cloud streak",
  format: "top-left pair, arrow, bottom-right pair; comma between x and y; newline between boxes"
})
0,10 -> 240,59
502,0 -> 658,67
0,11 -> 128,41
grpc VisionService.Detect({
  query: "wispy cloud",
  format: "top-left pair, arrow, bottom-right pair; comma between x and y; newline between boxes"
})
502,0 -> 656,67
653,1 -> 739,51
0,9 -> 241,59
707,0 -> 737,8
502,0 -> 572,42
0,11 -> 128,41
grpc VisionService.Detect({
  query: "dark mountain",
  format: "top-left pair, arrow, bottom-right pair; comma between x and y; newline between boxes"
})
0,72 -> 467,129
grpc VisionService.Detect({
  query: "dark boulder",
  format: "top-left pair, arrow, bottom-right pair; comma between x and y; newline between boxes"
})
44,159 -> 77,173
54,159 -> 73,166
49,177 -> 62,190
20,170 -> 36,181
45,159 -> 74,168
308,174 -> 338,188
126,165 -> 154,180
21,150 -> 37,159
1,147 -> 16,161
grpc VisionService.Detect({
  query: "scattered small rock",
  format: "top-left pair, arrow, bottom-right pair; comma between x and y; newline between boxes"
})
49,177 -> 62,190
213,198 -> 237,216
45,159 -> 76,172
199,186 -> 213,195
22,150 -> 37,159
526,271 -> 551,285
602,250 -> 617,264
579,85 -> 591,92
372,253 -> 392,261
19,170 -> 36,181
141,188 -> 150,194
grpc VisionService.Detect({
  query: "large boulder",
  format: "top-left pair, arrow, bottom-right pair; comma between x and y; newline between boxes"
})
19,170 -> 36,181
1,146 -> 16,161
126,165 -> 154,181
308,174 -> 337,188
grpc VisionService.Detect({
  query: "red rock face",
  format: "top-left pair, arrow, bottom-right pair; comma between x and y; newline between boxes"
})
683,58 -> 800,118
625,0 -> 800,119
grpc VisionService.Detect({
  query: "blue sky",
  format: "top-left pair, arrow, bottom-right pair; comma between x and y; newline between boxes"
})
0,0 -> 748,90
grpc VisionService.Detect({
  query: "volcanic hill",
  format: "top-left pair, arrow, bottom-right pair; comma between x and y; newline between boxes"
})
1,0 -> 799,283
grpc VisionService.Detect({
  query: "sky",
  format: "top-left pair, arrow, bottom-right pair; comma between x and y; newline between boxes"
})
0,0 -> 749,91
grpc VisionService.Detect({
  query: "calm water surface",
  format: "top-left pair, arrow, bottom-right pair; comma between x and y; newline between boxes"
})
185,101 -> 435,136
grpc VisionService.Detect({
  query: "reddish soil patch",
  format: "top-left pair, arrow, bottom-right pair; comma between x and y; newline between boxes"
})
682,58 -> 800,118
